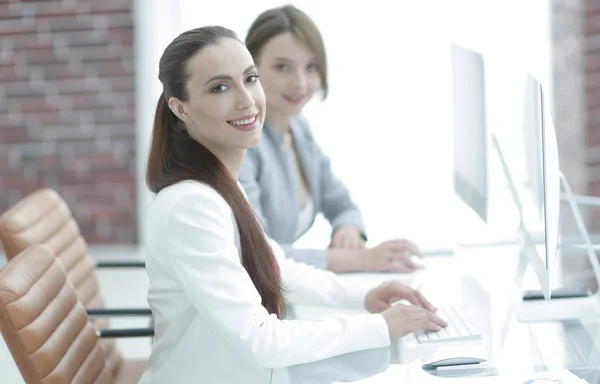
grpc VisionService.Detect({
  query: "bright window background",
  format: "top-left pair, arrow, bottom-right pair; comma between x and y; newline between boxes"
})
178,0 -> 552,250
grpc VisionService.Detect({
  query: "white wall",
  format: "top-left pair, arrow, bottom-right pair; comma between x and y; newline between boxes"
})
135,0 -> 181,248
175,0 -> 552,249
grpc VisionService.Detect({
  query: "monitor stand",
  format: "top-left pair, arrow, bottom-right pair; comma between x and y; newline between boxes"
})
512,172 -> 600,323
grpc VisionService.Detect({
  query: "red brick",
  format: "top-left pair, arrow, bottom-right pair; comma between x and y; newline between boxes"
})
87,2 -> 132,13
17,0 -> 60,3
587,71 -> 600,90
43,16 -> 97,33
78,45 -> 131,62
48,30 -> 101,47
95,123 -> 135,138
53,78 -> 97,94
0,125 -> 29,143
11,35 -> 55,51
80,152 -> 117,167
93,61 -> 133,76
0,66 -> 29,82
589,178 -> 600,196
589,94 -> 600,112
36,64 -> 82,80
88,207 -> 117,221
29,3 -> 79,17
0,176 -> 44,190
22,48 -> 62,65
587,14 -> 600,36
108,76 -> 134,92
93,169 -> 134,184
3,82 -> 50,98
35,11 -> 79,22
588,128 -> 600,147
60,169 -> 92,185
18,98 -> 58,113
0,19 -> 37,36
70,94 -> 116,109
104,12 -> 132,28
109,27 -> 133,45
0,4 -> 21,20
88,108 -> 132,124
30,154 -> 60,171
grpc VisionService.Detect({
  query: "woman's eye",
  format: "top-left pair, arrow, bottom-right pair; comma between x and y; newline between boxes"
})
307,63 -> 318,72
246,74 -> 259,83
275,63 -> 289,71
212,84 -> 228,93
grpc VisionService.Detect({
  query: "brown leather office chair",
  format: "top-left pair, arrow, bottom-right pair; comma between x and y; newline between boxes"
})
0,244 -> 147,384
0,189 -> 151,379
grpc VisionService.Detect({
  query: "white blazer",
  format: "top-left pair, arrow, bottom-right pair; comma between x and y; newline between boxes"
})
137,181 -> 391,384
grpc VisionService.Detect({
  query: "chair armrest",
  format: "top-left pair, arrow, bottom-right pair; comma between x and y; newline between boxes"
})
95,260 -> 146,268
96,327 -> 154,338
87,308 -> 152,317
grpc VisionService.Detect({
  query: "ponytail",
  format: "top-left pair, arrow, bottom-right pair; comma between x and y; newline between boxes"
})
147,92 -> 179,192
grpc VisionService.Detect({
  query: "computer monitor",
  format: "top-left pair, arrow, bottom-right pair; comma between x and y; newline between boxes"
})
523,75 -> 544,219
450,44 -> 560,309
490,74 -> 560,304
522,75 -> 560,299
451,51 -> 599,320
510,75 -> 600,322
451,43 -> 489,224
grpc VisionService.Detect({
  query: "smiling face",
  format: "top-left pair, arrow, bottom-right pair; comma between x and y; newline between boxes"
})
256,32 -> 322,122
168,37 -> 266,159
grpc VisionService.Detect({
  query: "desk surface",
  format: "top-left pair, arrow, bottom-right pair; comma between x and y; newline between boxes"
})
285,243 -> 600,383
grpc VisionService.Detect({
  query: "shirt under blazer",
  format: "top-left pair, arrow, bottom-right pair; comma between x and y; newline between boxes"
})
137,181 -> 391,384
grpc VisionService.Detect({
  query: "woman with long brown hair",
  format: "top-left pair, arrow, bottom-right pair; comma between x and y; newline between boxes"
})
140,25 -> 445,384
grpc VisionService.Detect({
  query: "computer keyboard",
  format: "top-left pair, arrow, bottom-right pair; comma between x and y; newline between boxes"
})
414,305 -> 482,344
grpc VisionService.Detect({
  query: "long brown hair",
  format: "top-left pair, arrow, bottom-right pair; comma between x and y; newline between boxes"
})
146,26 -> 285,317
245,5 -> 329,99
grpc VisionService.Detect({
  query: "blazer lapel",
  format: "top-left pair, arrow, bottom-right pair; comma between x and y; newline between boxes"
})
291,125 -> 320,214
265,122 -> 302,239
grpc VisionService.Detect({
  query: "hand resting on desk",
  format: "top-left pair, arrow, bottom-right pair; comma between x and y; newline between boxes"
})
329,239 -> 422,273
330,225 -> 366,249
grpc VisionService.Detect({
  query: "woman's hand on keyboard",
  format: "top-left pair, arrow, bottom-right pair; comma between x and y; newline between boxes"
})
364,281 -> 435,313
365,281 -> 447,339
381,304 -> 448,339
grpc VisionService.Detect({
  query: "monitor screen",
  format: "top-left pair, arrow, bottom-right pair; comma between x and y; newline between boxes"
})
519,75 -> 561,300
451,44 -> 488,223
523,75 -> 544,219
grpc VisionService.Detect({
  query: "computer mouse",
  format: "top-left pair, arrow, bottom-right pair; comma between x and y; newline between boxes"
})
421,348 -> 487,370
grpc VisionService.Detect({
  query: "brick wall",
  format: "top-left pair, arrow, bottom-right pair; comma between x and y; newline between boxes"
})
0,0 -> 137,243
586,0 -> 600,232
551,0 -> 589,235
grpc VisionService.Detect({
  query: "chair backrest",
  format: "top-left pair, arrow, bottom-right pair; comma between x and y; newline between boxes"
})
0,189 -> 123,377
0,244 -> 114,384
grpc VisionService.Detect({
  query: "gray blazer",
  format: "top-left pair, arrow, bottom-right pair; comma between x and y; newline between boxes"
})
239,115 -> 366,269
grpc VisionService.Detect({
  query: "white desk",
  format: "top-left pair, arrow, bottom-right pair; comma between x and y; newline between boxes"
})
290,243 -> 600,383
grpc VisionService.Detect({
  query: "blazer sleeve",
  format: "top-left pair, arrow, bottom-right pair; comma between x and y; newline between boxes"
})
298,117 -> 367,239
239,149 -> 329,269
164,186 -> 390,370
270,239 -> 376,308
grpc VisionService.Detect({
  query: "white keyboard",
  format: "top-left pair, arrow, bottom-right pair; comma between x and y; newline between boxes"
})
414,305 -> 482,344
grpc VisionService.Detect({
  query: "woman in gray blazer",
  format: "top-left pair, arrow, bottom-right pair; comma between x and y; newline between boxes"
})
240,5 -> 421,273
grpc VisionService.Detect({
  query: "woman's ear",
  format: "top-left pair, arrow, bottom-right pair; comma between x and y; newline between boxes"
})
168,97 -> 190,123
